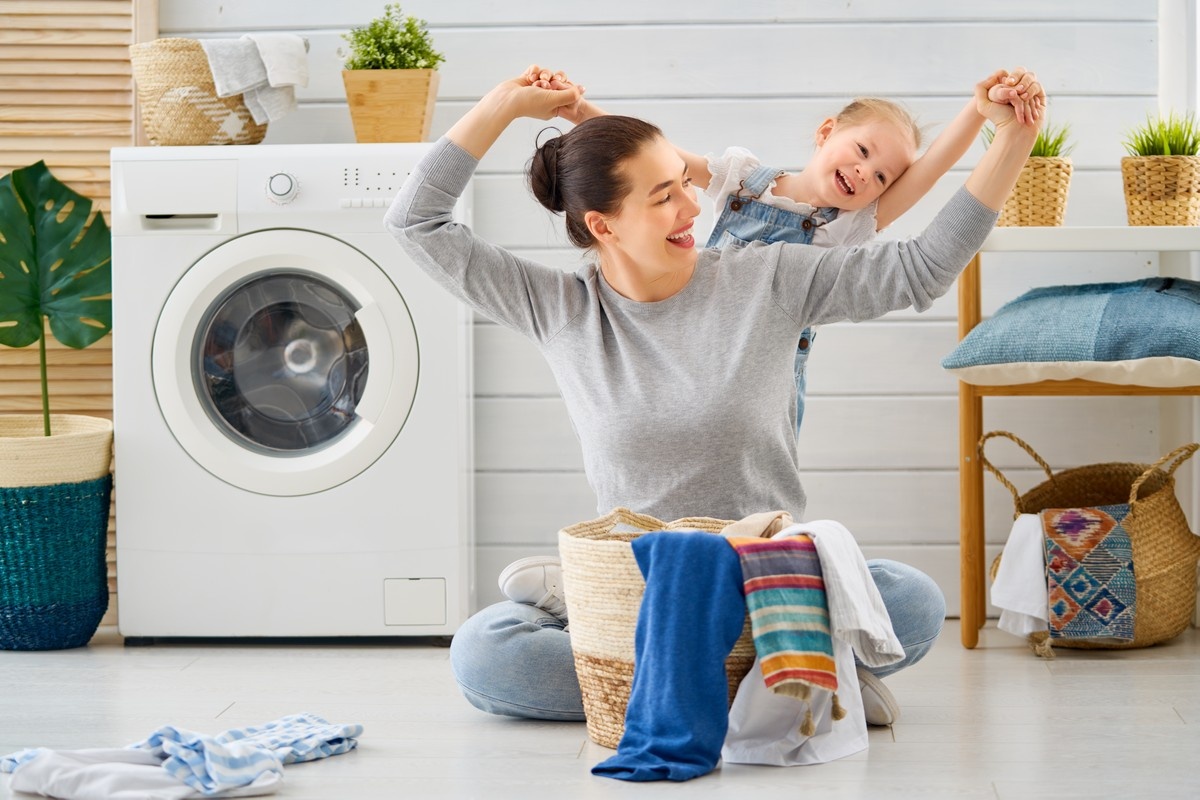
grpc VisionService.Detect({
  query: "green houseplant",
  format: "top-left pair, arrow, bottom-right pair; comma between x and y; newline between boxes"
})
0,161 -> 114,650
983,121 -> 1074,226
1120,111 -> 1200,225
341,4 -> 446,143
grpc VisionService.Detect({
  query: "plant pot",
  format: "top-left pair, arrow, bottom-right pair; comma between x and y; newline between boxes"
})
0,414 -> 113,651
342,68 -> 440,143
1120,155 -> 1200,226
998,156 -> 1072,227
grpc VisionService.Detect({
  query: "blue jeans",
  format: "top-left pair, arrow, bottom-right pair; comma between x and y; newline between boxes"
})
449,558 -> 945,720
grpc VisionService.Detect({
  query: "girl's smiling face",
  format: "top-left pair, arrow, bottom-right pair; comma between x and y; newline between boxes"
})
806,118 -> 917,211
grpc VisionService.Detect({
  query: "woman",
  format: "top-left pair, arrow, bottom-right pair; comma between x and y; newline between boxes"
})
385,65 -> 1042,725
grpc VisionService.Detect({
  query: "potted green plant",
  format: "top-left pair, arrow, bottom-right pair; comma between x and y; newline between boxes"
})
1120,111 -> 1200,225
0,161 -> 114,650
341,3 -> 445,143
983,121 -> 1074,226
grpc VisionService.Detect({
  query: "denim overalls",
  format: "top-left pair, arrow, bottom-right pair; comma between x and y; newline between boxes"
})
706,164 -> 840,436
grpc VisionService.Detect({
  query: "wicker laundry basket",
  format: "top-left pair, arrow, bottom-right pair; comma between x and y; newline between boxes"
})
997,157 -> 1072,227
129,38 -> 267,145
981,431 -> 1200,652
1120,155 -> 1200,226
558,507 -> 756,749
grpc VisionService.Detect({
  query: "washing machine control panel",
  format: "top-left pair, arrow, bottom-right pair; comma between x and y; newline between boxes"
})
266,172 -> 299,204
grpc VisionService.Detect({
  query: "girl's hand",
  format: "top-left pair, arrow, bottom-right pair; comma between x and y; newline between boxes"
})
488,65 -> 585,122
524,65 -> 590,123
977,67 -> 1044,130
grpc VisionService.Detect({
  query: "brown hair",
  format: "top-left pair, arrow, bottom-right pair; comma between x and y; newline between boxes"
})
528,115 -> 664,248
835,97 -> 923,151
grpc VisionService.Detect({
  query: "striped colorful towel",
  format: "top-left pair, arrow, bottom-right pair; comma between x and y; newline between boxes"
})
724,535 -> 838,700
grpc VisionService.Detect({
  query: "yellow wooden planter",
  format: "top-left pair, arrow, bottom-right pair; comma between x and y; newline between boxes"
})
342,69 -> 440,143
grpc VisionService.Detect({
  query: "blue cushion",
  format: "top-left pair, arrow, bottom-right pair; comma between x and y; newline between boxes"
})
942,277 -> 1200,386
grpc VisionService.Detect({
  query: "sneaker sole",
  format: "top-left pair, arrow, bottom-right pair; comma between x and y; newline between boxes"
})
497,555 -> 562,592
857,668 -> 901,726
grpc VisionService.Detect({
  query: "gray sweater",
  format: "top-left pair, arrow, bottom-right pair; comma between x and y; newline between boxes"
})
386,138 -> 996,522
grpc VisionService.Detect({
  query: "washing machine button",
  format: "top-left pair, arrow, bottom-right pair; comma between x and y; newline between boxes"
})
266,172 -> 299,204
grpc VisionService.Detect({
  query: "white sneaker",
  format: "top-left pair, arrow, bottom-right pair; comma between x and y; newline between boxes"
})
856,667 -> 900,726
498,556 -> 568,621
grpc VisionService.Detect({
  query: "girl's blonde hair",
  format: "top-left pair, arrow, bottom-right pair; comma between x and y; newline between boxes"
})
835,97 -> 923,151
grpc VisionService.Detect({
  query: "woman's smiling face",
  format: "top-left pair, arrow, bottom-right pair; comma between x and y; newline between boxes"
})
595,136 -> 703,276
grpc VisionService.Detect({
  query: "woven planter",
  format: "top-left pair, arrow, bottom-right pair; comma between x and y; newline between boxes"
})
998,157 -> 1072,227
1120,155 -> 1200,226
558,507 -> 756,749
981,431 -> 1200,652
129,38 -> 267,146
342,69 -> 439,143
0,415 -> 113,650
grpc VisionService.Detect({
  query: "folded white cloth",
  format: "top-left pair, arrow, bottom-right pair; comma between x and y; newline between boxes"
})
775,520 -> 905,668
198,34 -> 308,124
991,513 -> 1049,637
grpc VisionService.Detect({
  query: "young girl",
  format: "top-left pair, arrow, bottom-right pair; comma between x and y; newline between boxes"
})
390,65 -> 1043,728
536,68 -> 1043,433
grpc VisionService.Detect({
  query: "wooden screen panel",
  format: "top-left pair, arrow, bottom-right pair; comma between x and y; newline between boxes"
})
0,0 -> 157,626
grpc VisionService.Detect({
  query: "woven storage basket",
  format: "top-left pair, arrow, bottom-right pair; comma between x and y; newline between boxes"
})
129,38 -> 267,146
1120,155 -> 1200,226
559,507 -> 756,749
981,430 -> 1200,651
997,157 -> 1072,227
0,415 -> 113,650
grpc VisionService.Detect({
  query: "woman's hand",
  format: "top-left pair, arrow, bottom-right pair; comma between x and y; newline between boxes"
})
977,67 -> 1044,130
447,67 -> 584,158
523,65 -> 595,124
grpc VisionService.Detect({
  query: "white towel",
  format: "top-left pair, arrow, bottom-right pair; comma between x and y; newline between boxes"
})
6,748 -> 280,800
198,34 -> 308,124
990,514 -> 1049,637
774,520 -> 905,668
198,38 -> 268,97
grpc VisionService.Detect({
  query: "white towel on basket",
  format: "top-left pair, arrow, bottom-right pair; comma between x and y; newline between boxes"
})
199,34 -> 309,124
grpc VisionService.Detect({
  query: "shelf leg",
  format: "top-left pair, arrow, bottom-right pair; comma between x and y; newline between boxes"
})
959,380 -> 985,648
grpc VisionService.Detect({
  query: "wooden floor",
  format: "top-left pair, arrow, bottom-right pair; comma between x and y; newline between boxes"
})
2,621 -> 1198,799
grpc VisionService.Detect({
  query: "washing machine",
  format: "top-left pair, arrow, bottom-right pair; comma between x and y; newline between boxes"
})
110,144 -> 473,639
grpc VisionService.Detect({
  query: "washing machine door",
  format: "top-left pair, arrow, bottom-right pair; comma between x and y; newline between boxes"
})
152,229 -> 418,496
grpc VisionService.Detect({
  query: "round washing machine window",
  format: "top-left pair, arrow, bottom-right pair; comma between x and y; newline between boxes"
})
196,272 -> 369,453
153,229 -> 419,496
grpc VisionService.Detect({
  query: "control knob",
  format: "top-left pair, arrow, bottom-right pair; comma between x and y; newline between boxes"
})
266,172 -> 299,204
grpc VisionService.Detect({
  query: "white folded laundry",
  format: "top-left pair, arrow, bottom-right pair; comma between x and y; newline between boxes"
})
990,513 -> 1049,637
198,34 -> 309,124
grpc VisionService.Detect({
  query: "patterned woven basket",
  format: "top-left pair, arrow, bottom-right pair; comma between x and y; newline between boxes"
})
129,38 -> 267,146
997,157 -> 1072,227
1120,155 -> 1200,226
0,415 -> 114,651
981,430 -> 1200,651
558,507 -> 756,749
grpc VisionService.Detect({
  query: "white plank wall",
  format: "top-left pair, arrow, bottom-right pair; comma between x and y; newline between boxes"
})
158,1 -> 1192,617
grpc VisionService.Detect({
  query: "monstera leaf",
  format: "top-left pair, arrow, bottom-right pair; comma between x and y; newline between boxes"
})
0,161 -> 112,434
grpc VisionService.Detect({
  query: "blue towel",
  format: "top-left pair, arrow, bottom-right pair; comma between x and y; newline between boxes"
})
591,531 -> 746,782
2,713 -> 361,795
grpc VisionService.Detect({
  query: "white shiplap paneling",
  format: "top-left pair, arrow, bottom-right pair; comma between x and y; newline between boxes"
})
155,2 -> 1179,617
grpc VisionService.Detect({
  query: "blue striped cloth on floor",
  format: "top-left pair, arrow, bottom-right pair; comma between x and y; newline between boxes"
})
1,712 -> 362,794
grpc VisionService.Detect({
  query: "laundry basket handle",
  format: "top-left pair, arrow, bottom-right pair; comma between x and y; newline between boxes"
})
1129,443 -> 1200,506
978,430 -> 1055,511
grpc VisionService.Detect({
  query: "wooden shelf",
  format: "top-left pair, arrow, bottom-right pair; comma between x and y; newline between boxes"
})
956,227 -> 1200,648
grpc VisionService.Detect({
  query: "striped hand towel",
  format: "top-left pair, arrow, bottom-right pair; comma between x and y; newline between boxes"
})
725,535 -> 843,733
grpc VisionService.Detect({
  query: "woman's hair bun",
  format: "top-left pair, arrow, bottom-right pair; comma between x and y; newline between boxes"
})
529,131 -> 565,213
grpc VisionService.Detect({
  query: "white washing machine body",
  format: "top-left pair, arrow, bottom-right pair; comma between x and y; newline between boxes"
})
111,143 -> 473,638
